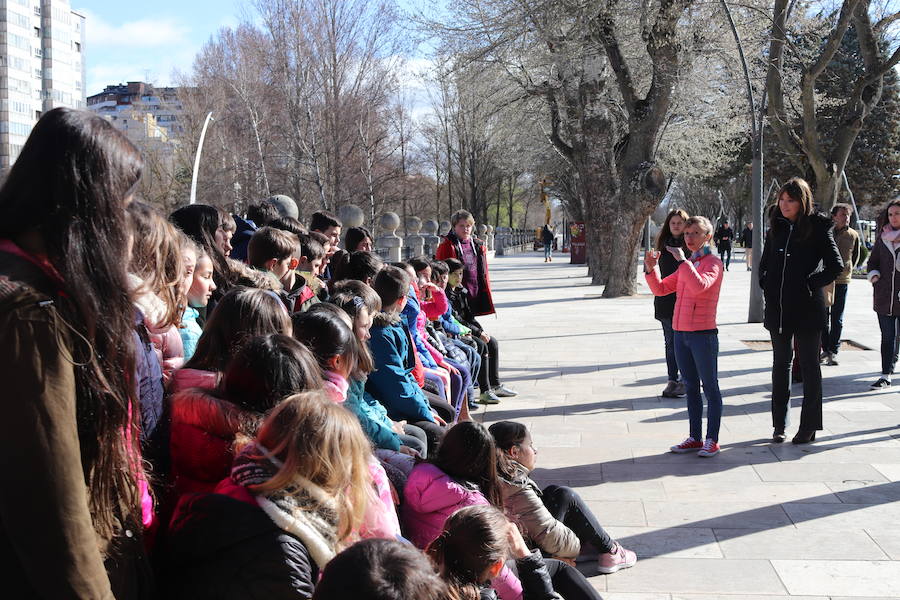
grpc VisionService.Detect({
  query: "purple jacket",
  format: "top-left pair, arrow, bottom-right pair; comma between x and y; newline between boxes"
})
402,463 -> 523,600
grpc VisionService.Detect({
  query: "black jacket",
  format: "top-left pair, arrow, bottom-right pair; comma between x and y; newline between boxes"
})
758,214 -> 843,333
714,225 -> 734,249
867,237 -> 900,316
165,492 -> 317,600
446,285 -> 484,337
653,238 -> 683,321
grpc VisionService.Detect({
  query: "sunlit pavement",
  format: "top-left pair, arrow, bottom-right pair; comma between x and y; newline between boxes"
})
478,249 -> 900,599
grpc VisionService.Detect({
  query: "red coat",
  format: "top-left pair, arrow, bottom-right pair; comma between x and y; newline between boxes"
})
646,252 -> 723,332
435,233 -> 495,316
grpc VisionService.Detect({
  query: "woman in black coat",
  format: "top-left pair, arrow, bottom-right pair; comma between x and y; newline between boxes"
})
758,178 -> 842,444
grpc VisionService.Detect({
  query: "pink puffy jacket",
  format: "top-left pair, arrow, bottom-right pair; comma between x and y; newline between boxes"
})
402,463 -> 523,600
646,253 -> 723,332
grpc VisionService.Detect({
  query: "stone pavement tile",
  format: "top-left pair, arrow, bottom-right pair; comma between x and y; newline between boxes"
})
752,462 -> 887,482
631,445 -> 779,465
771,559 -> 900,596
864,527 -> 900,560
572,480 -> 668,501
783,501 -> 900,529
607,526 -> 722,558
583,500 -> 647,526
600,594 -> 670,600
672,596 -> 827,600
662,481 -> 839,504
604,558 -> 786,594
643,501 -> 792,529
531,463 -> 605,480
528,431 -> 583,448
873,463 -> 900,481
603,463 -> 763,484
713,526 -> 888,559
528,446 -> 633,467
826,480 -> 900,504
822,400 -> 896,412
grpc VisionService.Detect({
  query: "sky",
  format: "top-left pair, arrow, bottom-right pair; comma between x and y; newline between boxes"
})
74,0 -> 243,96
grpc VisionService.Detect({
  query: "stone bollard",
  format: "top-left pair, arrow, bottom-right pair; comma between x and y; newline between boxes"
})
338,204 -> 365,249
495,226 -> 511,256
405,216 -> 424,258
439,220 -> 452,237
265,195 -> 299,219
376,212 -> 402,262
477,224 -> 487,243
422,219 -> 440,257
485,225 -> 495,251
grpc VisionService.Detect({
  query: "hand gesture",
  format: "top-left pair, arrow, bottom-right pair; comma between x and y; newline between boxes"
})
391,420 -> 407,435
505,521 -> 532,559
667,246 -> 686,262
644,250 -> 660,272
432,411 -> 447,426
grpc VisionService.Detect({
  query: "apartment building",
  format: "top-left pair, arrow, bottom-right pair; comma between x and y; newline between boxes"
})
87,81 -> 183,138
0,0 -> 86,170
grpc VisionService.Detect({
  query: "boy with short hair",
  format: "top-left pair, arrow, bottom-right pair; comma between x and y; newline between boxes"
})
247,226 -> 298,285
310,211 -> 341,279
822,203 -> 861,366
292,232 -> 326,312
367,266 -> 446,455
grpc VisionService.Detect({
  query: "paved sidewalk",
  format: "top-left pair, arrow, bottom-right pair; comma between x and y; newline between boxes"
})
477,250 -> 900,600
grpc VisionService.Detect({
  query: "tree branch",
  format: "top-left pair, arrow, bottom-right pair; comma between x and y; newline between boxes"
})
546,90 -> 575,162
765,0 -> 808,172
592,9 -> 638,116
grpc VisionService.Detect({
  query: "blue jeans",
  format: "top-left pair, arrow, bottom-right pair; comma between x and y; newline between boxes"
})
877,314 -> 900,375
659,318 -> 679,382
544,244 -> 552,259
673,330 -> 723,442
823,284 -> 848,355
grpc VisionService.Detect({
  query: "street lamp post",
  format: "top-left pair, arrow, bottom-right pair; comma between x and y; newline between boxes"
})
190,112 -> 214,205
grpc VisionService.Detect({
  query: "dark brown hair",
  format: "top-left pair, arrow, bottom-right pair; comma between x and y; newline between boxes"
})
427,505 -> 509,600
654,209 -> 690,252
314,539 -> 449,600
434,422 -> 503,509
876,199 -> 900,232
331,250 -> 383,283
344,226 -> 373,252
298,232 -> 326,262
771,177 -> 816,238
248,226 -> 299,267
330,281 -> 381,376
310,210 -> 342,232
186,286 -> 291,372
372,265 -> 410,310
488,420 -> 529,478
292,308 -> 359,376
0,108 -> 143,540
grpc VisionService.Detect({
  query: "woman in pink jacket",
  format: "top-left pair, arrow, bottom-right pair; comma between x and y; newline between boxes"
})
645,216 -> 724,457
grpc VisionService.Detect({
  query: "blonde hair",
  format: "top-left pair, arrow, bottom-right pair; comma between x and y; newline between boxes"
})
127,201 -> 187,327
450,210 -> 475,226
685,215 -> 713,236
252,392 -> 373,542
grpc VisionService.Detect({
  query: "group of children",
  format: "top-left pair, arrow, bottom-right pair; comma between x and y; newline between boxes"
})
126,201 -> 636,598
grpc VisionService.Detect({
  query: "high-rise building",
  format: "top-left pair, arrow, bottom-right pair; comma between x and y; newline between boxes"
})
0,0 -> 86,170
87,81 -> 183,138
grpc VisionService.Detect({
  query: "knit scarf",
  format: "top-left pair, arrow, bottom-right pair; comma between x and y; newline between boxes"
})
881,225 -> 900,247
231,442 -> 340,569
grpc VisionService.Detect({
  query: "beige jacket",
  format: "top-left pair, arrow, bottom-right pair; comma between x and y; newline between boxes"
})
498,461 -> 580,559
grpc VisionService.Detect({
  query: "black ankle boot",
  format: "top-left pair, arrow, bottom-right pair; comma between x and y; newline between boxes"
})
772,429 -> 786,443
792,430 -> 816,444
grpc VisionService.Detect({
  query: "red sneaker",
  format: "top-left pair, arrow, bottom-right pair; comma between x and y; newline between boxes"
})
670,437 -> 703,453
698,438 -> 720,457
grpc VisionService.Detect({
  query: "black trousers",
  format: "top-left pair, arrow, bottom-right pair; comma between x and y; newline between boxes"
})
545,559 -> 603,600
472,335 -> 501,389
770,329 -> 823,432
542,485 -> 615,554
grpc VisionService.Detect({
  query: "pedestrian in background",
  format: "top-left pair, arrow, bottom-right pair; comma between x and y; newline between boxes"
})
740,222 -> 754,271
651,209 -> 689,399
714,220 -> 734,271
866,199 -> 900,389
822,203 -> 861,366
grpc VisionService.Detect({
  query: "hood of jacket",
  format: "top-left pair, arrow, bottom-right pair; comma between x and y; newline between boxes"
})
372,310 -> 402,328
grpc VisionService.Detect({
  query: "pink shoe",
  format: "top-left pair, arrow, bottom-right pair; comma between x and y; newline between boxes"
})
670,437 -> 703,453
698,438 -> 720,457
598,543 -> 637,574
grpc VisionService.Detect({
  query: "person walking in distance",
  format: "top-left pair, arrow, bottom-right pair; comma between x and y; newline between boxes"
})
822,203 -> 861,366
645,216 -> 725,457
741,222 -> 754,271
714,220 -> 734,271
866,199 -> 900,389
652,209 -> 689,399
758,178 -> 842,444
541,225 -> 554,262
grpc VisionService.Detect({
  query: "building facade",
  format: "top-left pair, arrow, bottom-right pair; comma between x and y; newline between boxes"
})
0,0 -> 86,170
87,81 -> 183,138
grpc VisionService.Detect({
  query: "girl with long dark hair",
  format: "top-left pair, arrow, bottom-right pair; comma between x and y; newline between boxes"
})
759,178 -> 842,443
653,209 -> 689,399
0,108 -> 152,597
